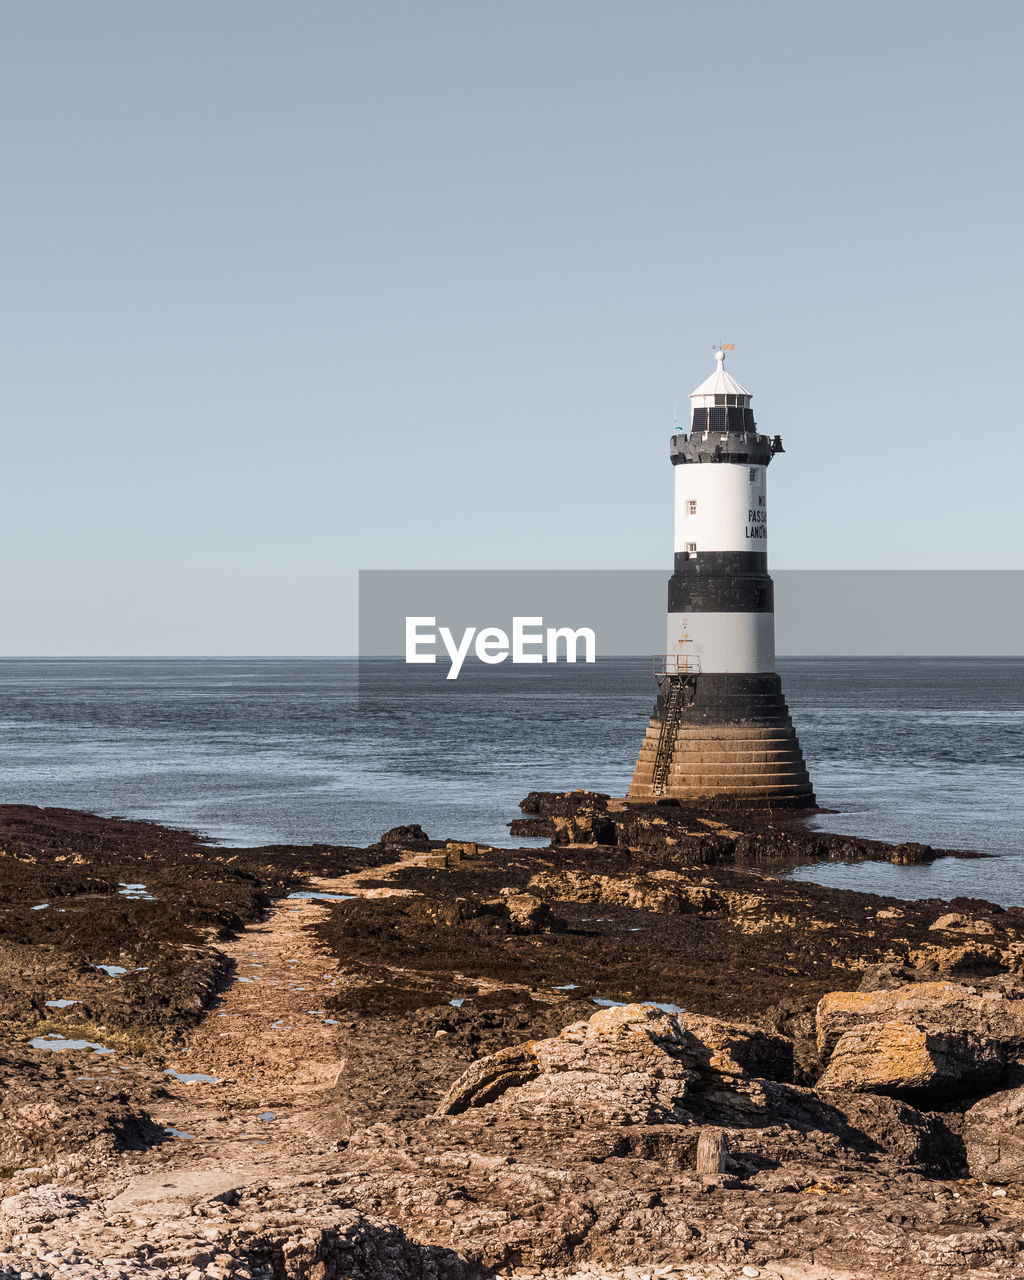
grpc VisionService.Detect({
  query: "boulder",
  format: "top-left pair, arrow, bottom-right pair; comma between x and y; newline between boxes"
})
673,1009 -> 793,1081
816,1020 -> 1004,1102
507,817 -> 555,838
436,1002 -> 794,1124
436,1003 -> 702,1123
816,980 -> 1024,1062
964,1085 -> 1024,1183
379,824 -> 430,848
501,892 -> 565,934
890,842 -> 936,864
930,913 -> 996,935
827,1091 -> 961,1170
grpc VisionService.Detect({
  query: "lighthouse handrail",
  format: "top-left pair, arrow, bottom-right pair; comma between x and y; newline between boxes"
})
653,654 -> 702,680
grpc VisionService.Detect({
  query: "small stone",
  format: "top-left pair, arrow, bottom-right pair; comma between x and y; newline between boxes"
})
743,1269 -> 761,1278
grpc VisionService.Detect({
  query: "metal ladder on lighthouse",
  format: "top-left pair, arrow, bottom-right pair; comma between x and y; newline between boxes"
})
649,654 -> 701,796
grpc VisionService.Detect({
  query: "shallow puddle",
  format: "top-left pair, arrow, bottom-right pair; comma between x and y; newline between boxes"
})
285,892 -> 356,902
591,998 -> 683,1013
31,903 -> 49,911
449,997 -> 465,1007
30,1034 -> 114,1055
118,883 -> 157,901
552,984 -> 579,990
258,1112 -> 276,1122
163,1127 -> 193,1140
45,998 -> 79,1009
163,1069 -> 221,1084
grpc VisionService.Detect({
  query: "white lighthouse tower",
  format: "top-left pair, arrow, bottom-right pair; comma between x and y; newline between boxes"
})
629,348 -> 815,806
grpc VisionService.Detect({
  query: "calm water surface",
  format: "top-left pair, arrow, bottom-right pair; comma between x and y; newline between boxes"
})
0,657 -> 1020,904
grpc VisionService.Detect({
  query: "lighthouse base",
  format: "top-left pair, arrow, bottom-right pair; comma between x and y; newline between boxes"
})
628,673 -> 815,807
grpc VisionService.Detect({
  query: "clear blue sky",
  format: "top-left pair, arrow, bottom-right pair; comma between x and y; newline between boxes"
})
2,1 -> 1020,654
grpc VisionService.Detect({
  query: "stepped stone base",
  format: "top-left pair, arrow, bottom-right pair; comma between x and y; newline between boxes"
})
629,673 -> 815,808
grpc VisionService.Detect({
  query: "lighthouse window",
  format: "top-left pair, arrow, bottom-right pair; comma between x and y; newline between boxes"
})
686,500 -> 697,515
749,468 -> 757,482
685,542 -> 697,556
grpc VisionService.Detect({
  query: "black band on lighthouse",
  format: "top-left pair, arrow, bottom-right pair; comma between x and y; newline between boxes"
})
653,672 -> 793,725
668,564 -> 774,614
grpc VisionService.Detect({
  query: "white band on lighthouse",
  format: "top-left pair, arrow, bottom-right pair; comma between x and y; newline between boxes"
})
674,464 -> 767,554
667,611 -> 775,674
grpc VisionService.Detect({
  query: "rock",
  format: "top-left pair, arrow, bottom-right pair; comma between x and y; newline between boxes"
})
909,940 -> 1010,976
436,1003 -> 699,1122
672,1009 -> 794,1082
526,868 -> 763,921
964,1085 -> 1024,1183
930,913 -> 995,935
891,842 -> 936,864
816,980 -> 1024,1062
816,1020 -> 1004,1101
857,963 -> 915,991
379,824 -> 430,848
438,1002 -> 793,1126
931,913 -> 969,931
507,817 -> 555,838
516,792 -> 975,867
823,1090 -> 961,1170
501,892 -> 566,935
518,790 -> 610,817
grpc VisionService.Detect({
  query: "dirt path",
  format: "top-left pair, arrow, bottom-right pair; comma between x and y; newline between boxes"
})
2,879 -> 367,1277
166,884 -> 349,1106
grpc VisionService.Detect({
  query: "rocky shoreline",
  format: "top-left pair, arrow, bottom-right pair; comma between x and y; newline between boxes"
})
2,797 -> 1024,1279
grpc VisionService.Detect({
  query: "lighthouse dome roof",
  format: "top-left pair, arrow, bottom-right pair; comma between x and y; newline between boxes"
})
689,350 -> 751,403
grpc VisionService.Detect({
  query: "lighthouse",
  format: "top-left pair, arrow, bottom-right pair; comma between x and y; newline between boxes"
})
629,348 -> 815,806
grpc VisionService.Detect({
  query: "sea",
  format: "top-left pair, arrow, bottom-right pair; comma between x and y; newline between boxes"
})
0,656 -> 1020,906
